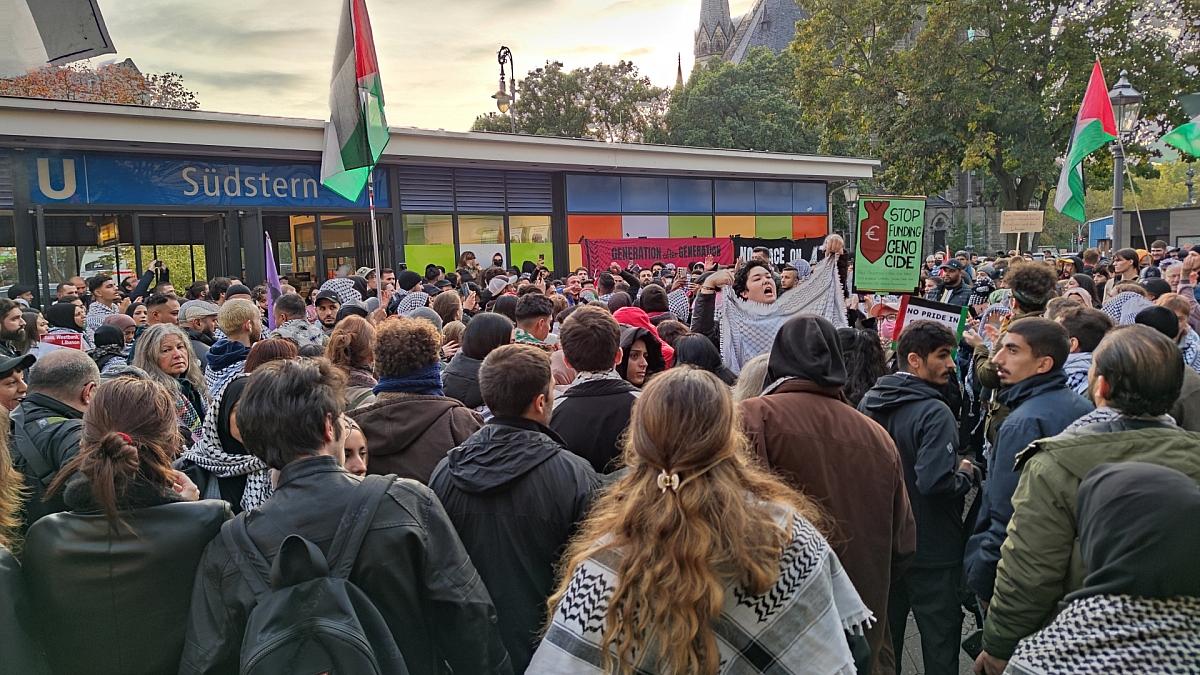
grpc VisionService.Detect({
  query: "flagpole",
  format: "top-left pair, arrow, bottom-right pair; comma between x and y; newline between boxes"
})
367,166 -> 382,299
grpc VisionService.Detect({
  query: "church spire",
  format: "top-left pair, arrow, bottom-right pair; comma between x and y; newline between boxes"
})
676,53 -> 684,89
695,0 -> 734,65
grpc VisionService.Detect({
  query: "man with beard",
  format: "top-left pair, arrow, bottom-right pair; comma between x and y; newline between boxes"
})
180,301 -> 220,362
0,298 -> 25,357
314,289 -> 341,336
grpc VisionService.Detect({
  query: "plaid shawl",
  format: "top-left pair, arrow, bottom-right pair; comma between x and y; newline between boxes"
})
529,504 -> 872,674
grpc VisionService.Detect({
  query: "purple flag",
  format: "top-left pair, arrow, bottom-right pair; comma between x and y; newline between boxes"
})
265,233 -> 283,330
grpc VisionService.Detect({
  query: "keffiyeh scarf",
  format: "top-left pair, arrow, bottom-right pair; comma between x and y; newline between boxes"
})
1102,292 -> 1152,325
320,277 -> 362,305
180,374 -> 273,511
718,254 -> 846,375
1180,329 -> 1200,374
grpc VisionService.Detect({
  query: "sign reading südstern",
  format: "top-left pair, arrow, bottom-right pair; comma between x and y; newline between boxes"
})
853,196 -> 926,293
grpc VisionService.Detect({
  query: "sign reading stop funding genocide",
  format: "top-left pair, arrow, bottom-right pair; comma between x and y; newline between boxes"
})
853,196 -> 926,293
891,295 -> 969,351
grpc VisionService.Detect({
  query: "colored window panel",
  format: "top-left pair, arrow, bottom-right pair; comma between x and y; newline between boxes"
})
458,214 -> 505,244
569,243 -> 583,272
509,215 -> 551,244
669,215 -> 713,238
404,245 -> 456,274
622,215 -> 669,238
715,215 -> 755,238
755,181 -> 792,213
669,178 -> 712,213
511,243 -> 554,270
793,215 -> 828,239
567,214 -> 621,243
755,215 -> 791,239
715,180 -> 755,213
566,174 -> 621,212
402,214 -> 453,246
793,182 -> 827,213
621,176 -> 668,212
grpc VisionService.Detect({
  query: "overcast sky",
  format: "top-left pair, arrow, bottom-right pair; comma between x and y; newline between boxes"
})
93,0 -> 757,131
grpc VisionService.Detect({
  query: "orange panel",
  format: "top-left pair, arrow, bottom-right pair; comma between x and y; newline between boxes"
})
567,214 -> 622,244
715,215 -> 756,238
793,214 -> 828,239
569,244 -> 583,272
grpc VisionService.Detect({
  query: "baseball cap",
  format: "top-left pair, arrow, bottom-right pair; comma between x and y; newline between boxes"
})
315,289 -> 341,305
939,259 -> 966,271
869,295 -> 902,318
179,300 -> 219,321
0,352 -> 35,378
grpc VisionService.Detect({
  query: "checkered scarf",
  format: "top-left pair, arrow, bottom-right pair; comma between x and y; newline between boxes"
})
320,277 -> 362,305
180,374 -> 272,511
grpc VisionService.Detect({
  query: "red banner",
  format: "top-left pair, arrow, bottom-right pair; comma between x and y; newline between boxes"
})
582,238 -> 734,272
43,332 -> 84,350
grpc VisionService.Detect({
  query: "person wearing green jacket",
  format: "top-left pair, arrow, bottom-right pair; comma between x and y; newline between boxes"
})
974,324 -> 1200,675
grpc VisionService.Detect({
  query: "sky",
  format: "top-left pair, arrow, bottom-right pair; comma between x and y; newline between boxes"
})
87,0 -> 759,131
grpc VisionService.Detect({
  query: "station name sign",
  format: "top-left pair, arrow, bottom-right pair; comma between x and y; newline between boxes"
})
26,151 -> 390,208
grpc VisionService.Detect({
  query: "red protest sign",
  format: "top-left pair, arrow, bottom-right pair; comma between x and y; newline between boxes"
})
42,332 -> 84,350
581,237 -> 734,271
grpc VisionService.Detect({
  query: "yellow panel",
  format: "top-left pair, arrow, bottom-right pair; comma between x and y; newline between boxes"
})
715,215 -> 755,238
569,244 -> 583,271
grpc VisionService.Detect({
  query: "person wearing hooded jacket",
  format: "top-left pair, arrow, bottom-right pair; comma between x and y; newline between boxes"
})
617,325 -> 666,389
431,344 -> 599,674
612,306 -> 675,367
859,321 -> 980,675
443,313 -> 514,411
739,314 -> 916,675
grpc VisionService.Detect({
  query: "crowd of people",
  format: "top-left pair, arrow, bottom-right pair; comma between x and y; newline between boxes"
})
0,238 -> 1196,675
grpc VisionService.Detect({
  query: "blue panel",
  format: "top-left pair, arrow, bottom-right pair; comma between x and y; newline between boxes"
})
668,178 -> 712,213
26,151 -> 390,208
715,179 -> 755,213
566,174 -> 621,212
620,176 -> 668,212
754,181 -> 792,213
792,182 -> 827,213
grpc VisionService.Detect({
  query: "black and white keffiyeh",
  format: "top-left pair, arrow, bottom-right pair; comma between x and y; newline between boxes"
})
321,277 -> 362,305
180,374 -> 272,511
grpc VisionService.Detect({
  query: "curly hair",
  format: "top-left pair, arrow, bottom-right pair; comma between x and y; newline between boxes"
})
1007,262 -> 1059,311
836,327 -> 888,408
732,260 -> 773,299
375,316 -> 441,378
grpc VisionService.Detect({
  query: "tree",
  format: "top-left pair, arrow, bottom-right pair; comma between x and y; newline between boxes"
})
0,59 -> 199,109
471,60 -> 667,142
791,0 -> 1200,211
646,47 -> 818,153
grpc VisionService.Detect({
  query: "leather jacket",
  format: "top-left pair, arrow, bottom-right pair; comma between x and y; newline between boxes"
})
179,455 -> 511,675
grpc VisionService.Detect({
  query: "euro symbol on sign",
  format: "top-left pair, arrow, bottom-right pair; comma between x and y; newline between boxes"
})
866,225 -> 881,241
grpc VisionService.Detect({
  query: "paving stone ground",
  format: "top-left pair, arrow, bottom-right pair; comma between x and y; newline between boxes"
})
898,610 -> 978,675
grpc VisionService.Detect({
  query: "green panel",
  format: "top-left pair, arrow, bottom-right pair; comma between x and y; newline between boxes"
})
510,242 -> 555,270
755,215 -> 791,239
668,215 -> 713,238
403,245 -> 456,273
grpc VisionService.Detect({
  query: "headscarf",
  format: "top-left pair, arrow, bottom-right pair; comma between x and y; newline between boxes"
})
1069,461 -> 1200,602
613,306 -> 675,367
1072,273 -> 1100,305
320,276 -> 361,305
763,315 -> 847,392
45,302 -> 82,331
102,312 -> 136,332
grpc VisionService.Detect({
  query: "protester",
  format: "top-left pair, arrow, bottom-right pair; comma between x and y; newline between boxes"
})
739,314 -> 916,673
45,301 -> 93,350
859,321 -> 980,675
0,353 -> 33,411
16,310 -> 57,362
1066,273 -> 1100,306
131,324 -> 207,448
1004,462 -> 1200,674
324,315 -> 378,410
266,292 -> 326,349
617,324 -> 665,389
837,326 -> 889,408
313,289 -> 341,335
444,312 -> 514,411
125,301 -> 148,326
341,415 -> 369,477
432,290 -> 465,327
84,275 -> 131,338
1129,306 -> 1200,431
1054,305 -> 1113,396
103,312 -> 137,346
181,358 -> 509,674
348,317 -> 483,483
203,299 -> 260,398
532,367 -> 873,674
22,375 -> 228,675
0,298 -> 27,357
179,300 -> 219,362
928,258 -> 972,306
1102,248 -> 1141,302
731,353 -> 770,402
431,344 -> 600,672
144,292 -> 181,327
653,318 -> 689,348
1155,293 -> 1200,373
673,334 -> 736,385
551,306 -> 640,474
514,293 -> 555,351
89,325 -> 129,376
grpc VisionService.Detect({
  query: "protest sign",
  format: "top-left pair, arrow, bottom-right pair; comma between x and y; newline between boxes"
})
581,237 -> 733,272
42,332 -> 83,350
891,295 -> 969,347
853,196 -> 926,293
732,237 -> 825,268
999,211 -> 1045,234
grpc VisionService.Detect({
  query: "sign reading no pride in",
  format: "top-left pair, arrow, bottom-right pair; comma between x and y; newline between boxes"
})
853,196 -> 926,293
891,295 -> 969,351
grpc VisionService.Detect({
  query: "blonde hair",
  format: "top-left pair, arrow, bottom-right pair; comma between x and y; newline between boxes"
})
547,367 -> 824,675
0,407 -> 25,549
217,298 -> 260,336
732,353 -> 770,402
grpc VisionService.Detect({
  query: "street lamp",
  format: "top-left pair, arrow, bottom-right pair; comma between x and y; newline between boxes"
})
1108,70 -> 1142,248
491,46 -> 517,133
1187,166 -> 1196,206
843,181 -> 859,252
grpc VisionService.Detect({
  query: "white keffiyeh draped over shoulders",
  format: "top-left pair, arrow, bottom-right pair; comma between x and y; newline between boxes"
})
719,253 -> 846,374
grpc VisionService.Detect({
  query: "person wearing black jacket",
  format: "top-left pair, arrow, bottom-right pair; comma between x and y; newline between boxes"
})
550,306 -> 640,473
926,258 -> 973,307
431,344 -> 599,673
859,320 -> 980,675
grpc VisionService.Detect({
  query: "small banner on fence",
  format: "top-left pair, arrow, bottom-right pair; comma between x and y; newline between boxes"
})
581,237 -> 734,272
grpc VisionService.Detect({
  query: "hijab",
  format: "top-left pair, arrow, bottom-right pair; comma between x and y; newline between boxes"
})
1072,273 -> 1100,305
764,315 -> 847,392
45,302 -> 82,331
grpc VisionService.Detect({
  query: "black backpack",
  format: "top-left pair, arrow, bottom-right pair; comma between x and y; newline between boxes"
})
221,474 -> 409,675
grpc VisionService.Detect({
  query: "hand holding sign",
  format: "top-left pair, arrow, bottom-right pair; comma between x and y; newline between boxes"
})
824,234 -> 845,256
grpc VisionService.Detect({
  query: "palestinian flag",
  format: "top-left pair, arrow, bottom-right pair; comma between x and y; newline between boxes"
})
1054,61 -> 1117,223
320,0 -> 389,201
1163,93 -> 1200,158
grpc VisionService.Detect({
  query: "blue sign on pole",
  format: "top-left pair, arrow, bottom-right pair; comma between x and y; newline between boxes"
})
27,151 -> 390,208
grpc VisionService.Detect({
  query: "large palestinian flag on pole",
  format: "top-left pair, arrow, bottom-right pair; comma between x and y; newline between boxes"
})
320,0 -> 388,201
1054,60 -> 1117,223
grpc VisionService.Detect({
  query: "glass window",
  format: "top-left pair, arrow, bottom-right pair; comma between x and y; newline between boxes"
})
620,176 -> 668,212
793,182 -> 827,213
510,215 -> 553,270
291,215 -> 317,279
754,181 -> 792,213
669,178 -> 712,213
715,180 -> 756,213
403,214 -> 455,275
0,211 -> 15,290
321,215 -> 357,277
458,215 -> 505,245
566,174 -> 621,212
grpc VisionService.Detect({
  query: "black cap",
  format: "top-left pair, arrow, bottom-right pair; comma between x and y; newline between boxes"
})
0,352 -> 35,378
396,270 -> 422,291
315,289 -> 341,305
940,259 -> 966,271
6,284 -> 33,299
226,284 -> 253,298
1135,306 -> 1179,340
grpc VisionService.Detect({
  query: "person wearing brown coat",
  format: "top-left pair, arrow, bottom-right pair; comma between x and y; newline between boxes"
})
739,315 -> 917,675
348,317 -> 483,484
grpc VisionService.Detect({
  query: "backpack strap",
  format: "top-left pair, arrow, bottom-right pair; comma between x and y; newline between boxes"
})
220,517 -> 272,599
326,474 -> 394,579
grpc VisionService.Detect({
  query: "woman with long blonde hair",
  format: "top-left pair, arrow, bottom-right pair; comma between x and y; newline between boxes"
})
531,367 -> 872,674
131,323 -> 207,448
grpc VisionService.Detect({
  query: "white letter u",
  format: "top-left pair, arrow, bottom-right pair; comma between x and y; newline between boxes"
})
37,158 -> 77,199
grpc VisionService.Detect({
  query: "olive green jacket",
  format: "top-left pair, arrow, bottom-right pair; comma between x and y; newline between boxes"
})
982,421 -> 1200,659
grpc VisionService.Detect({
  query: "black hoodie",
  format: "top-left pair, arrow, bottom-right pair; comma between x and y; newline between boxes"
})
429,417 -> 599,673
859,372 -> 977,568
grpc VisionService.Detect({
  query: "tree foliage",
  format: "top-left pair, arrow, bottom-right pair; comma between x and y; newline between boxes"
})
792,0 -> 1200,211
646,47 -> 818,153
0,60 -> 200,109
471,60 -> 668,142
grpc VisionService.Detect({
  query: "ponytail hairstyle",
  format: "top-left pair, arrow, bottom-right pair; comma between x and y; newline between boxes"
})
0,407 -> 25,549
324,315 -> 375,371
547,367 -> 826,675
47,376 -> 179,525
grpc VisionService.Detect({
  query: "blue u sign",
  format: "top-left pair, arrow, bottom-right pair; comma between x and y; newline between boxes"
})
28,151 -> 390,208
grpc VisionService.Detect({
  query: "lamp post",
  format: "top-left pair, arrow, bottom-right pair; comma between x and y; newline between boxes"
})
1108,70 -> 1142,248
843,181 -> 860,254
491,46 -> 517,133
1187,166 -> 1196,206
965,170 -> 974,253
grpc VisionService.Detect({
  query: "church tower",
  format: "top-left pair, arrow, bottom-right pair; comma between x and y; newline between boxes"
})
695,0 -> 734,65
